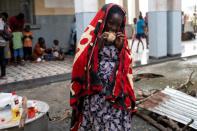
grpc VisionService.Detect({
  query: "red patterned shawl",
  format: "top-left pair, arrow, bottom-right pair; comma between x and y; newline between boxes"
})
70,3 -> 136,131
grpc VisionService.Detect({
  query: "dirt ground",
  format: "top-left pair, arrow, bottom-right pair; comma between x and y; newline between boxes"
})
17,81 -> 158,131
16,57 -> 197,131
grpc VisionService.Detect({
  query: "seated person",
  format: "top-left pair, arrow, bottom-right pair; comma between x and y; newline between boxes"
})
33,37 -> 45,62
52,39 -> 65,60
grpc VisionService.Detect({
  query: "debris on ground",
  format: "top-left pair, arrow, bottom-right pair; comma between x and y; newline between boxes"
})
47,109 -> 71,122
175,70 -> 196,97
136,88 -> 197,131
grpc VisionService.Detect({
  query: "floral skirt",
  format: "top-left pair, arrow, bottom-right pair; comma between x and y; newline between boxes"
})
78,93 -> 132,131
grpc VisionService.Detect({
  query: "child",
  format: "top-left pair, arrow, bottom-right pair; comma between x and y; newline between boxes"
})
52,40 -> 60,58
52,39 -> 64,60
23,25 -> 33,61
33,37 -> 45,62
70,4 -> 135,131
12,26 -> 24,65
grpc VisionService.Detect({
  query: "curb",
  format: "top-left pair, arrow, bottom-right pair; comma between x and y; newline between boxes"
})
0,73 -> 71,92
133,55 -> 197,68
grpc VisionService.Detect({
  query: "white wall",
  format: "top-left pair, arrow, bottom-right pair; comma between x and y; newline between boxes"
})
105,0 -> 123,6
74,0 -> 98,13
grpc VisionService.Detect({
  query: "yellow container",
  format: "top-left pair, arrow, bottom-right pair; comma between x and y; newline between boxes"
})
11,107 -> 21,121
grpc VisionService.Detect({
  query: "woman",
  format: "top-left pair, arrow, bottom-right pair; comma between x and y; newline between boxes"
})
70,4 -> 136,131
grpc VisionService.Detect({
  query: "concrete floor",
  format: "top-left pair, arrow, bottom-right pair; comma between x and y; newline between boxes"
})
15,56 -> 197,131
0,56 -> 73,86
1,30 -> 196,131
1,38 -> 197,90
134,56 -> 197,93
16,81 -> 158,131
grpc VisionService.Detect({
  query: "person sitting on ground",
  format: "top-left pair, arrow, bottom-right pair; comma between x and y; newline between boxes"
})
33,38 -> 54,61
22,25 -> 33,61
52,39 -> 65,60
33,37 -> 45,62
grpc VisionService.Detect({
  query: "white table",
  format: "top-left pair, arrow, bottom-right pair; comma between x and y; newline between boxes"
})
0,93 -> 49,131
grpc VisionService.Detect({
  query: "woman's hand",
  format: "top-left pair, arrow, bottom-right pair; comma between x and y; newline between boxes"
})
115,32 -> 125,51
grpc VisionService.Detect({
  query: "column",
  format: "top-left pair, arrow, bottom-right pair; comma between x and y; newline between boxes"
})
74,0 -> 98,42
128,0 -> 139,24
148,0 -> 168,58
167,0 -> 182,56
20,0 -> 33,23
127,0 -> 139,39
135,0 -> 140,18
98,0 -> 105,10
123,0 -> 129,23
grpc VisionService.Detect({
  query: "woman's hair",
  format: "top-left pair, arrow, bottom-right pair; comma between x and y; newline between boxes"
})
104,5 -> 125,32
107,5 -> 125,20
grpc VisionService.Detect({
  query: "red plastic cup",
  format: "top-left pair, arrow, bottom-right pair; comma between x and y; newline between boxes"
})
28,107 -> 36,119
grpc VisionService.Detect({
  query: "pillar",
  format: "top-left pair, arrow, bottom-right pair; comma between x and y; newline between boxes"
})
74,0 -> 98,42
148,0 -> 168,58
128,0 -> 139,24
98,0 -> 105,10
167,0 -> 182,56
123,0 -> 129,23
135,0 -> 140,18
